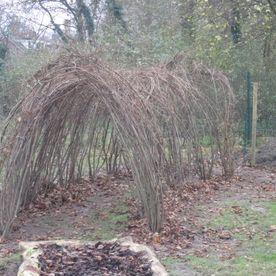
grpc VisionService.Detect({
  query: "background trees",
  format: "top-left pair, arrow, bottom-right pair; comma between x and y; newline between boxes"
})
20,0 -> 126,43
0,0 -> 275,129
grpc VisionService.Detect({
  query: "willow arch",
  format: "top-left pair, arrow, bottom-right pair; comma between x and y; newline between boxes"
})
0,53 -> 235,237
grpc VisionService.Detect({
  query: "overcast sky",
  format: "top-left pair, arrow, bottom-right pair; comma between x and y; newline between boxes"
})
1,0 -> 68,37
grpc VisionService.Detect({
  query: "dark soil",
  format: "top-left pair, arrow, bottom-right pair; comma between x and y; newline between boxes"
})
38,242 -> 153,276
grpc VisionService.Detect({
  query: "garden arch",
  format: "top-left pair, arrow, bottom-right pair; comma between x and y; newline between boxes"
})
0,53 -> 235,237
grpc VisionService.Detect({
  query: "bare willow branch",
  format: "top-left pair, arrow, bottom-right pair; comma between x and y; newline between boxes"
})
0,51 -> 235,238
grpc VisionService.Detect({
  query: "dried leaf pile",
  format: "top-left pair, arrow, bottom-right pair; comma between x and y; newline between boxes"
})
24,173 -> 130,216
38,242 -> 153,276
126,178 -> 222,251
27,178 -> 95,214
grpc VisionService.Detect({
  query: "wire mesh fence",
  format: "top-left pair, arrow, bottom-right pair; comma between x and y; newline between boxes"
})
243,72 -> 276,166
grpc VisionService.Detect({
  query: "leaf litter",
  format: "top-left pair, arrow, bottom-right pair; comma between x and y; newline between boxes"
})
38,242 -> 153,276
0,166 -> 275,275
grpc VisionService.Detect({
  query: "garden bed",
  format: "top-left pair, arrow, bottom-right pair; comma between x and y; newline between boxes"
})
39,242 -> 152,275
18,238 -> 168,276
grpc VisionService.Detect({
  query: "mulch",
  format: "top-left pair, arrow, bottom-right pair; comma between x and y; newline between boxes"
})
38,241 -> 153,276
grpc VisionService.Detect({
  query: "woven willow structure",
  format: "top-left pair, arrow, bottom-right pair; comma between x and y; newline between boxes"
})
0,53 -> 235,237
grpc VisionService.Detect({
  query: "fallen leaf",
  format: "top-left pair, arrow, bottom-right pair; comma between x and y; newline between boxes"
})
269,225 -> 276,232
218,231 -> 232,240
231,206 -> 243,214
152,233 -> 161,243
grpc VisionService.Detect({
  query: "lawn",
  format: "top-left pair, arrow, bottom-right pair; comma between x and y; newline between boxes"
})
164,200 -> 276,276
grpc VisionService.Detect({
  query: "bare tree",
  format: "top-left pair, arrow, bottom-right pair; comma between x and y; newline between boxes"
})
21,0 -> 127,43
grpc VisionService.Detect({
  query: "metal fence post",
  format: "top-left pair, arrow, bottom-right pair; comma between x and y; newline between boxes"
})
250,82 -> 258,166
243,72 -> 252,160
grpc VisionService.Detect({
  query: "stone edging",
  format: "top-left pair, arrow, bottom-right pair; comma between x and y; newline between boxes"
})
17,237 -> 168,276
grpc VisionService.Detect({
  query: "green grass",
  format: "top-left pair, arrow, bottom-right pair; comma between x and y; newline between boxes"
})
266,200 -> 276,214
206,200 -> 276,233
81,200 -> 129,241
162,256 -> 182,267
256,136 -> 271,147
185,250 -> 276,276
0,253 -> 21,268
161,256 -> 195,276
184,200 -> 276,276
87,211 -> 128,240
200,135 -> 213,147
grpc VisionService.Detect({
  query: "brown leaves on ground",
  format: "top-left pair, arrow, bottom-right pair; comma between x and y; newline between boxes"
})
219,252 -> 235,261
269,225 -> 276,232
218,230 -> 232,240
24,173 -> 130,217
231,205 -> 243,215
38,242 -> 153,276
126,178 -> 224,252
26,177 -> 95,215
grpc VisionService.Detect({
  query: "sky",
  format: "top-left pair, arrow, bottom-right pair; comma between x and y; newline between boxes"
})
1,0 -> 68,37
